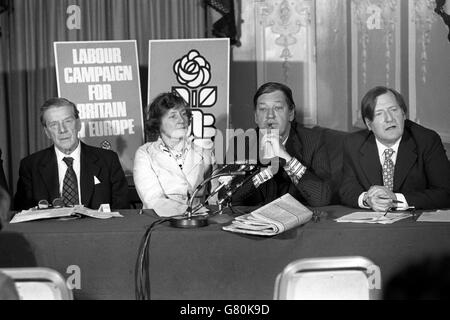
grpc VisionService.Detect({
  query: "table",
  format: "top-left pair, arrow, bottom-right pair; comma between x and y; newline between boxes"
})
1,206 -> 450,299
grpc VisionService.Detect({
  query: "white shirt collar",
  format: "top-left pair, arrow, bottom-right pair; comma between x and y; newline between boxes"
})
281,133 -> 289,146
375,137 -> 402,165
54,141 -> 81,162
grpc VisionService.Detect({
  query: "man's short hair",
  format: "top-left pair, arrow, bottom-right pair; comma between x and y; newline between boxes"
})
253,82 -> 296,111
145,92 -> 191,142
40,97 -> 79,127
361,86 -> 407,125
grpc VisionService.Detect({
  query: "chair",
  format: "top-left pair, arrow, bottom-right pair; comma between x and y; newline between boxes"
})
274,256 -> 381,300
0,267 -> 73,300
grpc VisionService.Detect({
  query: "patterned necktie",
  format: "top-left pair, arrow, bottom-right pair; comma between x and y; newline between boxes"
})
62,157 -> 79,206
382,148 -> 395,191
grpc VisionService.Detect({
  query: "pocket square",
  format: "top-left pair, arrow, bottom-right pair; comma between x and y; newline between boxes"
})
94,176 -> 101,185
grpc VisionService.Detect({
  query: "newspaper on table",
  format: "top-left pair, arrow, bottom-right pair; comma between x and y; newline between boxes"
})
9,204 -> 123,223
222,193 -> 313,236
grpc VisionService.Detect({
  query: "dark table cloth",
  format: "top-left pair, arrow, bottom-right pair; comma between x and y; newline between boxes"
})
1,206 -> 449,299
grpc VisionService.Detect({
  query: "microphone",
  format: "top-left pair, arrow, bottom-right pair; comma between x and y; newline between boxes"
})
207,171 -> 246,199
206,164 -> 255,199
169,170 -> 248,228
217,164 -> 260,207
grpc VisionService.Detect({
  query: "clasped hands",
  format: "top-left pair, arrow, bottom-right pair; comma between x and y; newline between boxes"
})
364,185 -> 398,212
261,131 -> 292,162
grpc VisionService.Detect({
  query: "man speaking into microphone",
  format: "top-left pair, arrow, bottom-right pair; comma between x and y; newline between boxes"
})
228,82 -> 332,207
14,97 -> 129,210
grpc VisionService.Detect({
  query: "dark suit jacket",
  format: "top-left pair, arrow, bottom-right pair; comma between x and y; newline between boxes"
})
14,142 -> 129,210
230,124 -> 332,207
339,120 -> 450,210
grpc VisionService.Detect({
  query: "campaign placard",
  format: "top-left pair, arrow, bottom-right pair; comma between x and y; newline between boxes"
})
54,40 -> 144,175
148,39 -> 229,160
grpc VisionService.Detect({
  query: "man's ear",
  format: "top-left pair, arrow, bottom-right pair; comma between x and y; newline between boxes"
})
44,127 -> 51,139
289,108 -> 295,122
75,118 -> 82,133
254,111 -> 258,126
364,118 -> 372,131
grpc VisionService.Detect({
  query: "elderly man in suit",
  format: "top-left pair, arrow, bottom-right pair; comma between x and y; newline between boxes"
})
229,82 -> 332,207
339,86 -> 450,211
14,97 -> 129,210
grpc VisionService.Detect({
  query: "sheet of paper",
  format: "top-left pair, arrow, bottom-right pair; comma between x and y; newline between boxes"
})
335,211 -> 412,224
74,207 -> 123,219
417,210 -> 450,222
9,207 -> 77,223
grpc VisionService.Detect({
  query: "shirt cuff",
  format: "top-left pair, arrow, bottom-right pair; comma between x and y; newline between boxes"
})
358,192 -> 370,208
283,157 -> 306,185
252,167 -> 274,188
394,193 -> 409,210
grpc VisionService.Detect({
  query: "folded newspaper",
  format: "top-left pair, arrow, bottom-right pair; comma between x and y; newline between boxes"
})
222,193 -> 313,236
9,205 -> 123,223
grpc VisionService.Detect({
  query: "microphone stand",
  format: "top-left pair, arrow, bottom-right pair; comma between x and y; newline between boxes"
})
169,171 -> 246,228
208,165 -> 261,224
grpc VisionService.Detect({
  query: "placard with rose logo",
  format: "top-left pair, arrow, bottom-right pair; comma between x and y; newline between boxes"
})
148,39 -> 229,154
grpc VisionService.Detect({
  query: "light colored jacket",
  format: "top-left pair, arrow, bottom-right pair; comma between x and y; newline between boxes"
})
133,137 -> 215,216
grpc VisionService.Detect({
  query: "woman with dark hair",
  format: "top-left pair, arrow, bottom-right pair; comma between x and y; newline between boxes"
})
133,92 -> 216,216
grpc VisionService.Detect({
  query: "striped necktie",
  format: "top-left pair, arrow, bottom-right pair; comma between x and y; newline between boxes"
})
62,157 -> 79,206
382,148 -> 395,191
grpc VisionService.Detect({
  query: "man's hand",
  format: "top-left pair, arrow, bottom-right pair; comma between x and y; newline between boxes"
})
365,185 -> 397,212
261,132 -> 292,162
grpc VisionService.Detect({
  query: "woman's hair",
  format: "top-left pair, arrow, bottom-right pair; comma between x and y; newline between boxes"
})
145,92 -> 191,142
361,86 -> 407,125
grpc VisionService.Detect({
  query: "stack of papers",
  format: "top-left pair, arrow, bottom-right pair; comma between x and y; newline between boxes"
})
417,209 -> 450,222
9,205 -> 123,223
335,211 -> 412,224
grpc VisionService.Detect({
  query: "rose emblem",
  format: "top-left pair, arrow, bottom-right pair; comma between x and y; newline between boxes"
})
173,50 -> 211,88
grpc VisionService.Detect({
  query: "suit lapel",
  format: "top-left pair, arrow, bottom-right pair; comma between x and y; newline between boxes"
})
80,143 -> 101,206
359,134 -> 383,186
286,126 -> 303,163
393,129 -> 417,190
38,147 -> 60,200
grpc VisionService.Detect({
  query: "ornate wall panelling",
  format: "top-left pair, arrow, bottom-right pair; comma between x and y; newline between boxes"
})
351,0 -> 402,128
255,0 -> 317,126
409,0 -> 450,143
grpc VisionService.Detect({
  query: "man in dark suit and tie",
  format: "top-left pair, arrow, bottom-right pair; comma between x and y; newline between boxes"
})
339,86 -> 450,211
14,97 -> 129,210
228,82 -> 332,207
